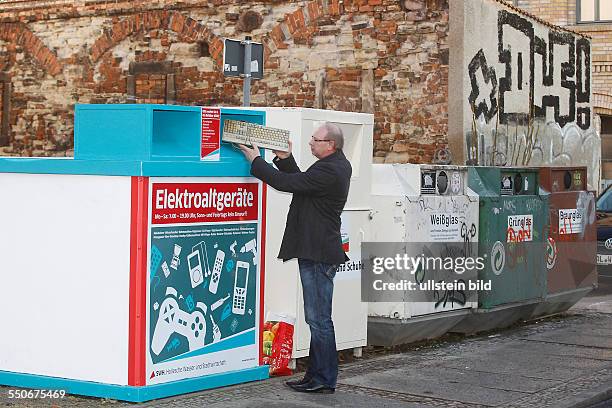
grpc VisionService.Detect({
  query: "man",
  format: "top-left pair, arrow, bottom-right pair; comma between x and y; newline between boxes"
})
239,122 -> 351,394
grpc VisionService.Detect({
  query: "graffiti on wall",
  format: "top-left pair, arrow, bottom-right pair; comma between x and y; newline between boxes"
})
465,8 -> 599,190
468,10 -> 591,129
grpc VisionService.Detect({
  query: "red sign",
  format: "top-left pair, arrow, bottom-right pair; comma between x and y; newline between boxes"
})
152,182 -> 259,225
201,108 -> 220,160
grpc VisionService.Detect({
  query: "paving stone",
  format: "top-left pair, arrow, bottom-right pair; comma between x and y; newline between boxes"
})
1,313 -> 611,407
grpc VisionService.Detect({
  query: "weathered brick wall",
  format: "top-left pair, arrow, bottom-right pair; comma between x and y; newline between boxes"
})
0,0 -> 450,162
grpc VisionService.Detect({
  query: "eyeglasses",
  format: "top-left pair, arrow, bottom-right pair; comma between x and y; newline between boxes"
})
311,137 -> 332,143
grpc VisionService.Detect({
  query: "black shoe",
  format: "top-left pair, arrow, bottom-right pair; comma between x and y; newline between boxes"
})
290,381 -> 335,394
285,377 -> 311,387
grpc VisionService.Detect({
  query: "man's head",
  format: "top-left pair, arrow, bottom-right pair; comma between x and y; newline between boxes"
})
309,122 -> 344,159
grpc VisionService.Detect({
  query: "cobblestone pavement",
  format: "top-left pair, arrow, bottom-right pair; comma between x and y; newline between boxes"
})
1,308 -> 611,408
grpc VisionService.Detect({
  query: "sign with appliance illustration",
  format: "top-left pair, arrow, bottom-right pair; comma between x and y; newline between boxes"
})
146,178 -> 262,385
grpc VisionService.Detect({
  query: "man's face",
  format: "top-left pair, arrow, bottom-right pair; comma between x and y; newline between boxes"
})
308,126 -> 335,159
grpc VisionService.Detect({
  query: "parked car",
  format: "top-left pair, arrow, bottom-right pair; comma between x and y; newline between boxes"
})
596,185 -> 612,267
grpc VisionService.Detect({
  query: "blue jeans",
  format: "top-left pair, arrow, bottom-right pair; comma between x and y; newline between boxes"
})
298,258 -> 338,388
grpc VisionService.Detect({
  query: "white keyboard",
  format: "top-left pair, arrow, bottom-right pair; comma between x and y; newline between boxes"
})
222,120 -> 290,152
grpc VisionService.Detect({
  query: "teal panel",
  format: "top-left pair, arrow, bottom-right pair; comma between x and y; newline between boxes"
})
0,104 -> 266,178
165,330 -> 255,362
218,110 -> 266,164
75,104 -> 152,161
0,158 -> 259,177
75,104 -> 265,162
0,158 -> 143,176
152,109 -> 201,161
140,159 -> 253,176
0,366 -> 269,402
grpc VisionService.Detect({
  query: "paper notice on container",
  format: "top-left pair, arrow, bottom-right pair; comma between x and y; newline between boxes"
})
428,212 -> 461,242
201,108 -> 221,161
507,214 -> 533,242
559,208 -> 584,234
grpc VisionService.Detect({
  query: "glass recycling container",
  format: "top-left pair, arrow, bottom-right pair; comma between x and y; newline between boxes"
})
452,166 -> 549,334
0,104 -> 269,402
367,164 -> 479,346
530,166 -> 597,318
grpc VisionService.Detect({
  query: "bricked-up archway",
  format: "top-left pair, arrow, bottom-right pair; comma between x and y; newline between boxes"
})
127,61 -> 176,104
0,23 -> 61,76
260,0 -> 342,65
90,11 -> 224,66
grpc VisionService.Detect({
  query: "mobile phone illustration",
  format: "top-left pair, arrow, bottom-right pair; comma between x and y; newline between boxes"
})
232,261 -> 250,315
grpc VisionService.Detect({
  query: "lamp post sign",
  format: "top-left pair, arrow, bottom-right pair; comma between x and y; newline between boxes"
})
223,37 -> 264,107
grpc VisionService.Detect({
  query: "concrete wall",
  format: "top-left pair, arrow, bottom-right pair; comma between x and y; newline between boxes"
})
449,0 -> 600,190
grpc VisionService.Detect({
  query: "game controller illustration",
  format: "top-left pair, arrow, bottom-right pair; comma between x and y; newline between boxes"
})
151,287 -> 208,356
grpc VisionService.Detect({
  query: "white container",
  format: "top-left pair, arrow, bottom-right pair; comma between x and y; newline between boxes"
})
254,108 -> 373,359
368,164 -> 480,346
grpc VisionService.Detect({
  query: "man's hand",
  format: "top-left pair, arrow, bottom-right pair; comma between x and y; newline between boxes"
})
273,140 -> 292,160
238,143 -> 261,163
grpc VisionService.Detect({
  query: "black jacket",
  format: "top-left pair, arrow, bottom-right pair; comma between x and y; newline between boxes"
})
250,150 -> 352,265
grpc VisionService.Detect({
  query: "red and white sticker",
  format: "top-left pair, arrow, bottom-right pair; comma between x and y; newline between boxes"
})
340,213 -> 350,253
201,107 -> 220,161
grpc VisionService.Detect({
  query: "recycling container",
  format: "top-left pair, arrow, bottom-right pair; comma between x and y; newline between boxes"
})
0,104 -> 269,402
530,166 -> 597,317
248,107 -> 373,361
367,164 -> 479,346
452,167 -> 549,334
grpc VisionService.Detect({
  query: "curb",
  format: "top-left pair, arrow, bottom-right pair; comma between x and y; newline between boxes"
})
567,387 -> 612,408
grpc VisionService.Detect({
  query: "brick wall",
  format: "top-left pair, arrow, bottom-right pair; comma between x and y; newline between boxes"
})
0,0 -> 450,163
573,24 -> 612,115
515,0 -> 575,26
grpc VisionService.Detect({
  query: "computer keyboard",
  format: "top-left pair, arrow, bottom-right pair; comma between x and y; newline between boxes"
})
222,120 -> 290,152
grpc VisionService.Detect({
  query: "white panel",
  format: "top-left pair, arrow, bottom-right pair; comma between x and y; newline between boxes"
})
368,164 -> 480,320
260,107 -> 374,211
294,210 -> 369,355
0,173 -> 132,384
253,108 -> 372,357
